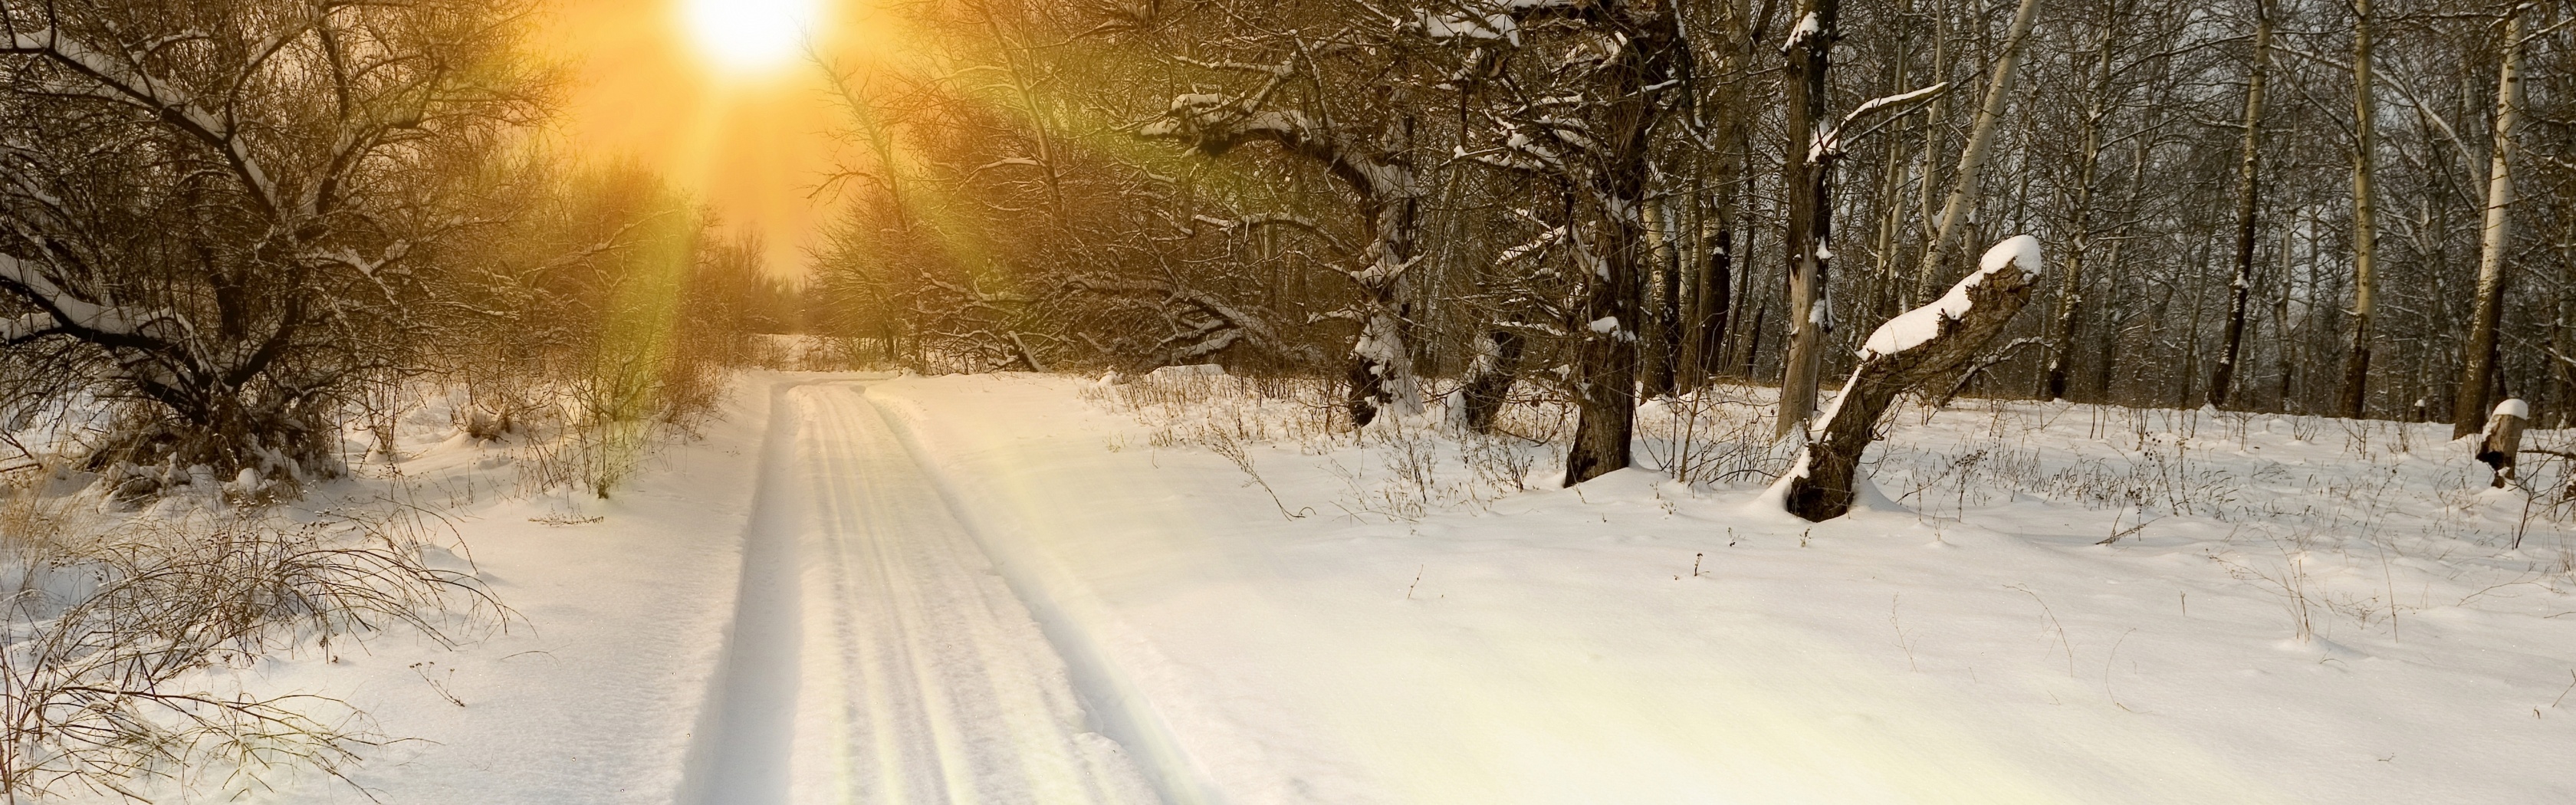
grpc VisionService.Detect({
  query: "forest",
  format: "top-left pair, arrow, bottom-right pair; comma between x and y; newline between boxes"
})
1,0 -> 2573,801
803,0 -> 2576,511
2,0 -> 2570,507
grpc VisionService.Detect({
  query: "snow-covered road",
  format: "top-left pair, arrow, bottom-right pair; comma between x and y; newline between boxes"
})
682,383 -> 1158,805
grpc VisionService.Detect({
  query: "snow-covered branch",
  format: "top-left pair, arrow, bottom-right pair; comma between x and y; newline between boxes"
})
1811,83 -> 1950,164
3,28 -> 286,219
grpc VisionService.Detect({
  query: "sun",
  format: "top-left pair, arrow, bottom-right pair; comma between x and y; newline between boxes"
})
680,0 -> 823,74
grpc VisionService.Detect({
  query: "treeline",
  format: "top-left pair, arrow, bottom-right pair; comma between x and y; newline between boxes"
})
0,0 -> 795,489
810,0 -> 2575,482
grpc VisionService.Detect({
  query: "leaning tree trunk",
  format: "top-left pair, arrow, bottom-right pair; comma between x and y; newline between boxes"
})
2209,2 -> 2272,409
2453,8 -> 2524,439
1780,237 -> 2045,521
2338,0 -> 2380,419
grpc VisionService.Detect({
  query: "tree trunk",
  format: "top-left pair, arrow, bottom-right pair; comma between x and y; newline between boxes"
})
2453,8 -> 2524,439
1457,329 -> 1526,433
1783,237 -> 2045,521
1871,8 -> 1915,322
1641,199 -> 1682,399
2552,229 -> 2576,429
1775,0 -> 1842,442
2338,0 -> 2379,419
1348,187 -> 1423,427
2207,2 -> 2271,409
1565,6 -> 1678,486
1691,0 -> 1753,384
1912,0 -> 2043,304
1696,227 -> 1737,381
1908,4 -> 1952,311
2042,19 -> 2119,402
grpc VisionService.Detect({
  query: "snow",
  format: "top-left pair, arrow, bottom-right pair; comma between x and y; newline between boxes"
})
866,374 -> 2576,803
57,370 -> 2576,803
1587,316 -> 1620,334
1783,12 -> 1824,50
2495,398 -> 2529,419
1421,10 -> 1520,45
0,255 -> 161,338
1861,235 -> 2042,360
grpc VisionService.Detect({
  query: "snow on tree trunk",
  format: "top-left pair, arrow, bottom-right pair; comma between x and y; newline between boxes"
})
1773,0 -> 1841,442
1347,282 -> 1422,426
1777,236 -> 2044,522
1560,2 -> 1682,487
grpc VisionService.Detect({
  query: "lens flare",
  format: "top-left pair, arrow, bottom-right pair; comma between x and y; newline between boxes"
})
680,0 -> 822,74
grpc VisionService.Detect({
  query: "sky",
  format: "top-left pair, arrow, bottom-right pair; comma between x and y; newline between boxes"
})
531,0 -> 882,281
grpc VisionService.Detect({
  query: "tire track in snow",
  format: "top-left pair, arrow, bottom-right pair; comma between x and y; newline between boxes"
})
678,380 -> 807,804
682,382 -> 1159,804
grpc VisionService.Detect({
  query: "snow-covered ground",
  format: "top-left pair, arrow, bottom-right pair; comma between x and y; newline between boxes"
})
52,370 -> 2573,803
867,373 -> 2576,803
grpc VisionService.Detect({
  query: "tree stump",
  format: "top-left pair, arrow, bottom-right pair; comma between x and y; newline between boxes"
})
1780,236 -> 2045,522
2477,398 -> 2527,489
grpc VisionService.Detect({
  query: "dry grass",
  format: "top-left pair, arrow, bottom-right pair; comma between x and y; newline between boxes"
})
0,498 -> 502,803
1,415 -> 505,803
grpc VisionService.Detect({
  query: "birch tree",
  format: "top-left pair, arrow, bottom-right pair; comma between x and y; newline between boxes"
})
2206,1 -> 2272,409
2338,0 -> 2382,419
1910,0 -> 2043,304
2453,5 -> 2526,438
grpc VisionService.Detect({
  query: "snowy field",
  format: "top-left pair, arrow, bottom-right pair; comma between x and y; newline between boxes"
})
28,370 -> 2576,803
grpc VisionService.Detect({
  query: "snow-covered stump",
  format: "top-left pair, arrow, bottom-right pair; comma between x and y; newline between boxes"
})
2477,398 -> 2527,489
1780,236 -> 2045,522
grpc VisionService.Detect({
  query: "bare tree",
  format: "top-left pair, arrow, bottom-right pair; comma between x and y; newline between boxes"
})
0,0 -> 535,482
1142,56 -> 1428,424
